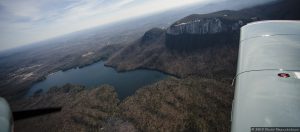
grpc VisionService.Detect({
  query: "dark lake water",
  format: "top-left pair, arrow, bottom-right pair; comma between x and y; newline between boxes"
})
26,61 -> 168,99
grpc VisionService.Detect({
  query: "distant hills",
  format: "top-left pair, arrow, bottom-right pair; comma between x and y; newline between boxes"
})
106,0 -> 300,79
10,0 -> 300,131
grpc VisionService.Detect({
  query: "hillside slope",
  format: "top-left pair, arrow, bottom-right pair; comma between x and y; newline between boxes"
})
11,1 -> 300,132
13,77 -> 233,132
106,10 -> 249,79
105,0 -> 300,79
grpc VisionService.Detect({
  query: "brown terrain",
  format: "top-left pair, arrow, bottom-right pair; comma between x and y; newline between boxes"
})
105,27 -> 238,80
2,0 -> 300,132
12,77 -> 233,132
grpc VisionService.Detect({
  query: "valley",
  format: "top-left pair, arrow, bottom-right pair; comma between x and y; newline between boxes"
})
0,0 -> 299,131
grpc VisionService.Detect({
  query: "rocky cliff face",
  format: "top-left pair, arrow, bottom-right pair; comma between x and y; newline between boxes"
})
106,26 -> 238,78
166,18 -> 243,35
165,10 -> 254,51
8,1 -> 300,132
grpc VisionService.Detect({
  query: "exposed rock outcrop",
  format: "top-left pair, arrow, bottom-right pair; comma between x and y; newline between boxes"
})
167,18 -> 239,35
106,1 -> 300,77
9,1 -> 300,131
106,11 -> 244,78
165,10 -> 254,51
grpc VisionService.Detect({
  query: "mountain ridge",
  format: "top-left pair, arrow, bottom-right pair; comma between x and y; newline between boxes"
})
8,0 -> 300,131
105,0 -> 300,79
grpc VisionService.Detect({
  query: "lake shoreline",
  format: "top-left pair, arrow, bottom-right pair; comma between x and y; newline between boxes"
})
25,60 -> 169,100
104,63 -> 181,78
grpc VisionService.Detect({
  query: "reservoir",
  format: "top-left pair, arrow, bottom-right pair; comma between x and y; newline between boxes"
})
26,61 -> 168,99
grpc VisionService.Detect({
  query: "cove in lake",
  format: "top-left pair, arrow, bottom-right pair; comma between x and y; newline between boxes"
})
26,61 -> 168,99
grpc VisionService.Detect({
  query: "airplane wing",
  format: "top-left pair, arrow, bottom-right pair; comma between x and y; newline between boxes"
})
0,97 -> 12,132
0,97 -> 61,132
231,21 -> 300,132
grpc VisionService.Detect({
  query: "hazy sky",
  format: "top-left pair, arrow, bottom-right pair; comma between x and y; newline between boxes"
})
0,0 -> 272,51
